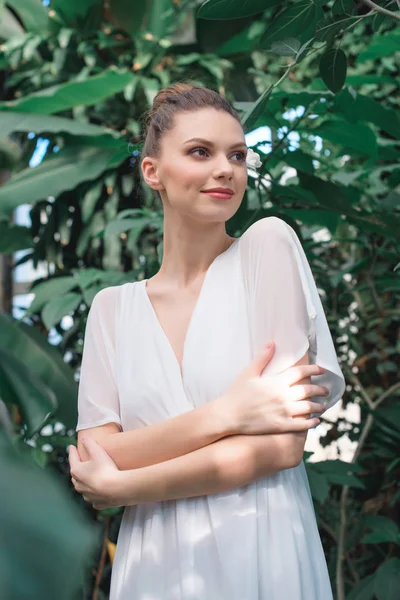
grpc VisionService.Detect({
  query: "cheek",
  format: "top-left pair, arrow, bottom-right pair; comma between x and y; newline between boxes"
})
163,161 -> 203,189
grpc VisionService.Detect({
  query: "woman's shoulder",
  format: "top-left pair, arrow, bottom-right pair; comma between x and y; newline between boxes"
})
90,281 -> 138,314
240,216 -> 296,249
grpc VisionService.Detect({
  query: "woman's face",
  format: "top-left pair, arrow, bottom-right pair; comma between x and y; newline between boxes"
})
141,107 -> 248,223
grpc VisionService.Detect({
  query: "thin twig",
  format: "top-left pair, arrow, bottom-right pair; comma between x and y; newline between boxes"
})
92,515 -> 111,600
361,0 -> 400,22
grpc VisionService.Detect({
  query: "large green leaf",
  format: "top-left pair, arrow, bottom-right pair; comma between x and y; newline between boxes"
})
0,111 -> 120,138
0,69 -> 135,114
41,292 -> 81,330
0,430 -> 98,600
347,574 -> 376,600
197,0 -> 280,20
312,459 -> 362,476
0,221 -> 32,252
51,0 -> 102,28
374,558 -> 400,600
312,120 -> 377,157
0,314 -> 78,430
260,1 -> 323,49
361,516 -> 400,545
0,6 -> 24,40
6,0 -> 49,34
305,466 -> 329,503
319,48 -> 347,93
0,347 -> 56,438
333,90 -> 400,140
0,139 -> 128,215
28,276 -> 77,314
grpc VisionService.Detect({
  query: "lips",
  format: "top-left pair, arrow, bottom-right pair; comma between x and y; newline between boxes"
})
202,188 -> 234,195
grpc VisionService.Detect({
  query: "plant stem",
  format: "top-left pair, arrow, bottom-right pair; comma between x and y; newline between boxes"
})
361,0 -> 400,22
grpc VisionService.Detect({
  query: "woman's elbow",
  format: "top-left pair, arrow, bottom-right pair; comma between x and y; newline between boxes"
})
283,432 -> 308,469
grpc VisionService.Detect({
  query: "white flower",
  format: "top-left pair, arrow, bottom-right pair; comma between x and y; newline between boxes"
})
246,148 -> 262,169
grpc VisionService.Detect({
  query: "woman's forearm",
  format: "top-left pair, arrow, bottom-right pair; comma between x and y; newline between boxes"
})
118,431 -> 302,506
80,398 -> 232,470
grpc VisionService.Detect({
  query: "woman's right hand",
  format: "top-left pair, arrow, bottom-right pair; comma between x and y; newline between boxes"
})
214,341 -> 328,436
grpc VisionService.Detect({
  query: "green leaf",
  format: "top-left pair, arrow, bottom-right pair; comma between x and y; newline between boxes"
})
260,1 -> 323,49
357,32 -> 400,63
306,467 -> 330,503
0,69 -> 135,114
41,293 -> 82,330
242,85 -> 272,132
361,532 -> 400,545
0,140 -> 128,215
0,6 -> 25,40
270,37 -> 301,57
0,222 -> 32,253
374,558 -> 400,600
283,149 -> 314,175
347,574 -> 376,600
312,120 -> 377,157
50,0 -> 102,28
332,0 -> 356,16
0,112 -> 120,138
0,314 -> 78,429
0,347 -> 56,438
197,0 -> 280,20
6,0 -> 49,34
315,13 -> 349,44
0,429 -> 98,600
28,277 -> 77,314
319,48 -> 347,93
333,90 -> 400,140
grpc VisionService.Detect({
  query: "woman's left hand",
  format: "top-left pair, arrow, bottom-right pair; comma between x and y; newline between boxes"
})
68,437 -> 124,510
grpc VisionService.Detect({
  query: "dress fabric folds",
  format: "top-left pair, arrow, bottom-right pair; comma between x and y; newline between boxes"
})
76,216 -> 345,600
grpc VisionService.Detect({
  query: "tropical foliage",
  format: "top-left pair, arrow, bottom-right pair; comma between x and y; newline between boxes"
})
0,1 -> 399,598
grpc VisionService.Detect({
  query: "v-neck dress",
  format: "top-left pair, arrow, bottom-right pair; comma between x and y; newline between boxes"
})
76,216 -> 345,600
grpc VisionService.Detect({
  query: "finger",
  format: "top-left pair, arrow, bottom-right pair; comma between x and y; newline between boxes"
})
81,436 -> 107,459
286,417 -> 321,431
288,383 -> 329,402
283,364 -> 326,386
68,445 -> 82,475
287,400 -> 326,418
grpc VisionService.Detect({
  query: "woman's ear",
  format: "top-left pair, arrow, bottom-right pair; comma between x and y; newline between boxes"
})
141,157 -> 165,191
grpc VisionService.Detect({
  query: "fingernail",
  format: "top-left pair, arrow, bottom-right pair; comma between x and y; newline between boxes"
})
265,341 -> 273,350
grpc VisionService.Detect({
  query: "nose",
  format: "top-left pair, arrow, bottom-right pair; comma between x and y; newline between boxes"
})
212,155 -> 234,179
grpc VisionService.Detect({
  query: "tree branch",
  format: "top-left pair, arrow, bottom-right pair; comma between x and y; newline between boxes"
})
361,0 -> 400,22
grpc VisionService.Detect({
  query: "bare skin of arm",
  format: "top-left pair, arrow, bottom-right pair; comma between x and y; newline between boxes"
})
115,352 -> 312,505
77,346 -> 314,472
77,399 -> 230,470
79,352 -> 313,507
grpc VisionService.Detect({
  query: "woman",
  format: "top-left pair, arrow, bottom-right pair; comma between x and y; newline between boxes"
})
69,83 -> 345,599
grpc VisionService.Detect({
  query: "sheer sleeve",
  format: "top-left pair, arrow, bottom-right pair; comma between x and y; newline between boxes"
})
76,286 -> 122,432
240,216 -> 345,412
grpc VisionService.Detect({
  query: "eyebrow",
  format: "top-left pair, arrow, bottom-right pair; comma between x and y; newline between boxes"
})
182,137 -> 248,150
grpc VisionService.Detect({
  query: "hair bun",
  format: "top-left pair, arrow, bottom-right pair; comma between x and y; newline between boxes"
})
151,83 -> 195,114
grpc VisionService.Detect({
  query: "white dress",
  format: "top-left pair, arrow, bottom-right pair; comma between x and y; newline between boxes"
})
76,216 -> 345,600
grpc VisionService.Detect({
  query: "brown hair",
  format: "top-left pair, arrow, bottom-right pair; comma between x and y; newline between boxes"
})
140,83 -> 243,161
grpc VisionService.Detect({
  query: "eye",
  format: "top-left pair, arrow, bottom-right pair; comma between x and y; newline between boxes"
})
232,151 -> 247,162
190,147 -> 209,158
189,147 -> 247,162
